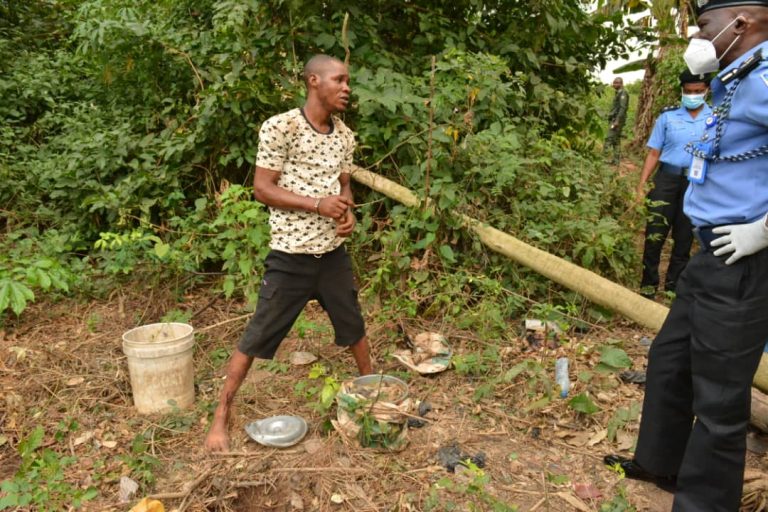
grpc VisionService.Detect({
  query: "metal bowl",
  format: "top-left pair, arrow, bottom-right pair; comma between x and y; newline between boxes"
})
245,415 -> 308,448
349,374 -> 409,402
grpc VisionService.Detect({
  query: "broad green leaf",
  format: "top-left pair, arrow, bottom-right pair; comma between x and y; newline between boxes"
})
154,242 -> 170,258
315,33 -> 336,48
503,361 -> 528,382
0,280 -> 12,313
320,381 -> 338,408
568,393 -> 600,415
8,281 -> 34,316
439,244 -> 455,262
524,395 -> 550,411
222,277 -> 235,298
599,347 -> 632,369
308,364 -> 327,379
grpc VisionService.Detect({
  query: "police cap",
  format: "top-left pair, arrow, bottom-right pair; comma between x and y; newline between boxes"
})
679,69 -> 712,85
695,0 -> 768,15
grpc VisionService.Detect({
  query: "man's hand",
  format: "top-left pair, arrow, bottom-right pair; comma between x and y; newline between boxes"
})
317,195 -> 352,219
335,208 -> 356,237
634,183 -> 647,204
711,213 -> 768,265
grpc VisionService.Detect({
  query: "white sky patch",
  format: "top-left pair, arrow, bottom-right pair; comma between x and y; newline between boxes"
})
593,7 -> 699,85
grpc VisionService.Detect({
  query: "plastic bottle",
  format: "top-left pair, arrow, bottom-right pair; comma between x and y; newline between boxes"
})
555,357 -> 570,398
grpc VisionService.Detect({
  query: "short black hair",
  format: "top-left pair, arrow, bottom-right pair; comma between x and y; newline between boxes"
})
303,54 -> 344,86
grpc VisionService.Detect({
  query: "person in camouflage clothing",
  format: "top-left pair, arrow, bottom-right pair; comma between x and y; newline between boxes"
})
604,77 -> 629,165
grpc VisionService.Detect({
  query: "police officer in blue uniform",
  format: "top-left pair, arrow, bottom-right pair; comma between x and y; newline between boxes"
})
605,1 -> 768,510
637,71 -> 713,298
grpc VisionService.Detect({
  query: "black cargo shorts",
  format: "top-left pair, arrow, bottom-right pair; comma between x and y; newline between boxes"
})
237,245 -> 366,359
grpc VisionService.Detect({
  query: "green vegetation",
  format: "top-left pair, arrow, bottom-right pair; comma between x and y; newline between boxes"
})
1,0 -> 641,322
0,2 -> 660,508
425,461 -> 519,511
0,426 -> 98,510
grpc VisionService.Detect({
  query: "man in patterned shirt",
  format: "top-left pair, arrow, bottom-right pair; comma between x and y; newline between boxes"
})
205,55 -> 372,452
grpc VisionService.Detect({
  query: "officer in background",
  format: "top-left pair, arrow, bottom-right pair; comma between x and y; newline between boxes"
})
636,71 -> 712,298
604,77 -> 630,165
605,1 -> 768,510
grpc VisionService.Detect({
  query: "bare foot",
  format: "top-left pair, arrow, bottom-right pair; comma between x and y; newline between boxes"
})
204,422 -> 230,452
349,336 -> 373,375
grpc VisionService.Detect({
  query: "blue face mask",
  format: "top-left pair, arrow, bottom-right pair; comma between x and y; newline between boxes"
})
681,93 -> 706,110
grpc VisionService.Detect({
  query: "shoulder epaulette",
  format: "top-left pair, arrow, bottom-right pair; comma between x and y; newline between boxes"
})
721,48 -> 764,85
660,105 -> 678,113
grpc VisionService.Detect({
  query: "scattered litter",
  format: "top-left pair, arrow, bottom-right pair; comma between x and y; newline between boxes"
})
619,371 -> 646,384
334,375 -> 412,451
573,482 -> 603,500
73,431 -> 94,446
66,376 -> 85,386
119,476 -> 139,503
436,441 -> 486,472
407,400 -> 432,428
639,336 -> 653,347
555,357 -> 570,398
392,332 -> 452,374
290,351 -> 318,366
245,415 -> 308,448
330,493 -> 345,504
128,498 -> 164,512
524,319 -> 561,350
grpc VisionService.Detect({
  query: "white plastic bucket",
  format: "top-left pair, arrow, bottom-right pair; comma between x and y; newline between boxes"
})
122,322 -> 195,414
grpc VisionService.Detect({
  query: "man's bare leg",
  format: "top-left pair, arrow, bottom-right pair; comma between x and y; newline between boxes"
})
204,349 -> 254,452
349,336 -> 373,375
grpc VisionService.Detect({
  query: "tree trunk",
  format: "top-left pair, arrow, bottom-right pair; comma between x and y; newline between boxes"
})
632,39 -> 684,148
751,387 -> 768,434
631,57 -> 658,148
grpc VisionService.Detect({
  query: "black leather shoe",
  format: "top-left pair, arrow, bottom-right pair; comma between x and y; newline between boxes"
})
603,454 -> 676,492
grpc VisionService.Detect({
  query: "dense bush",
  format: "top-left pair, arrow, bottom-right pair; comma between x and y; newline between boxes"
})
0,0 -> 640,320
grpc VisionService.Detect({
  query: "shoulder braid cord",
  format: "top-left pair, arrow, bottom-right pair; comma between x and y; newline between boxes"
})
685,50 -> 768,163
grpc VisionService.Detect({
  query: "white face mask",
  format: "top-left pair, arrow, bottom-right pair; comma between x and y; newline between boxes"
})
684,17 -> 742,74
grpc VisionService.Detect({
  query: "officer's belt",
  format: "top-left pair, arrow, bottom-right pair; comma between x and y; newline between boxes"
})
694,226 -> 725,253
659,163 -> 689,176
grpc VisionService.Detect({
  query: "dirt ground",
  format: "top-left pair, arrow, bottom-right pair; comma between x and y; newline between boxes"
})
2,288 -> 768,512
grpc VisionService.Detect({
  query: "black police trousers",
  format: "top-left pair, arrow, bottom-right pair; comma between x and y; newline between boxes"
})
635,247 -> 768,511
641,170 -> 693,293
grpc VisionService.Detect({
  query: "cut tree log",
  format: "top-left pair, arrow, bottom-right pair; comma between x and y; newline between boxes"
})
349,166 -> 768,393
752,388 -> 768,434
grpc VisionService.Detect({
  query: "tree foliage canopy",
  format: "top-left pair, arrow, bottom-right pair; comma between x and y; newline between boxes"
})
1,0 -> 640,319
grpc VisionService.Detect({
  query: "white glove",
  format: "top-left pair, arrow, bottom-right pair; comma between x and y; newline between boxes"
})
711,213 -> 768,265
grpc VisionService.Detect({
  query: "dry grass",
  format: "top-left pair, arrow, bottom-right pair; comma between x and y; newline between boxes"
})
2,288 -> 768,511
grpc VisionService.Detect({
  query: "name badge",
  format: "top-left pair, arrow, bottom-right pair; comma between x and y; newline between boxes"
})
688,141 -> 712,184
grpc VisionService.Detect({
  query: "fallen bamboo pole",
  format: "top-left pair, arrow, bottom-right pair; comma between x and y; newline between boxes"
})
351,165 -> 667,329
350,165 -> 768,393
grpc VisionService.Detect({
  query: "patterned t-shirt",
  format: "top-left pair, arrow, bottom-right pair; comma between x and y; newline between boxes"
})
256,108 -> 356,254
